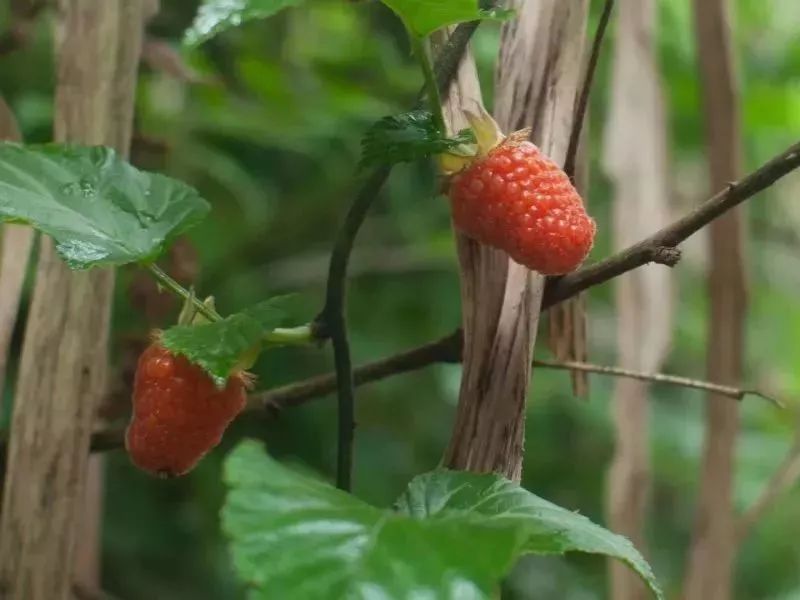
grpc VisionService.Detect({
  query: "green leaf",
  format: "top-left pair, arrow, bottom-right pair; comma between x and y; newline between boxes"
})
360,110 -> 475,168
184,0 -> 306,46
159,315 -> 261,387
0,143 -> 209,269
398,471 -> 663,599
160,297 -> 290,385
222,441 -> 663,600
379,0 -> 513,37
241,298 -> 290,331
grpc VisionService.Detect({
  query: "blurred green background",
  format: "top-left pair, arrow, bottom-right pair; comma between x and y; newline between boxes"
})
2,0 -> 800,598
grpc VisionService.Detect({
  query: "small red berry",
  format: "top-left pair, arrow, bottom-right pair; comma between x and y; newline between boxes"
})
449,140 -> 595,275
125,341 -> 249,477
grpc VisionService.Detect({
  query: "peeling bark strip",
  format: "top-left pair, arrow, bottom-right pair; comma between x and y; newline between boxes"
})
683,0 -> 746,598
547,294 -> 588,396
603,1 -> 673,598
0,2 -> 143,599
440,0 -> 589,481
436,39 -> 519,478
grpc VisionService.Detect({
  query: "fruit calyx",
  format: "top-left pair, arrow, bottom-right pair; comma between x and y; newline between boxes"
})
438,106 -> 530,176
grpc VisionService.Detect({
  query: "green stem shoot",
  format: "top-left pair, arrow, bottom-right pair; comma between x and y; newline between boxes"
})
410,34 -> 447,135
146,263 -> 314,346
147,263 -> 222,322
265,325 -> 315,345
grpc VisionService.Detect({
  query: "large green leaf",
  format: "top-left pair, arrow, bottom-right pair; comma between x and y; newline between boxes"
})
0,143 -> 209,269
184,0 -> 306,46
398,471 -> 663,598
160,297 -> 291,385
379,0 -> 511,37
222,441 -> 663,600
360,110 -> 475,168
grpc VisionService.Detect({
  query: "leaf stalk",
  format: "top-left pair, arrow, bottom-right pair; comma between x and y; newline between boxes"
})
410,34 -> 447,135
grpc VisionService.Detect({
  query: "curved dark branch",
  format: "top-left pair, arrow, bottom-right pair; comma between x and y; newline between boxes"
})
532,359 -> 781,406
319,166 -> 390,491
318,16 -> 493,491
254,331 -> 462,412
564,0 -> 615,178
428,22 -> 481,105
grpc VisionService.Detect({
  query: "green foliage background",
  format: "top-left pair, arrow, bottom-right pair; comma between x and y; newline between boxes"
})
1,0 -> 800,598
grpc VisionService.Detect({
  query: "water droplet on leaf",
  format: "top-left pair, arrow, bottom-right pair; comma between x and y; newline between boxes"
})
79,178 -> 96,199
60,181 -> 81,196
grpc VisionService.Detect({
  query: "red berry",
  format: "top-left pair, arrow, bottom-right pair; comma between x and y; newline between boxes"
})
449,140 -> 595,275
125,341 -> 249,477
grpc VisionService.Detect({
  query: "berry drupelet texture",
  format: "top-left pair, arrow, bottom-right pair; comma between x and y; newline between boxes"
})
125,342 -> 248,477
449,140 -> 595,275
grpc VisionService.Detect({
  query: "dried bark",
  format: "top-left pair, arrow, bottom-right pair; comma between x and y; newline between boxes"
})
603,0 -> 673,598
441,0 -> 589,481
683,0 -> 746,598
0,2 -> 143,598
434,34 -> 519,478
76,4 -> 154,588
73,462 -> 104,591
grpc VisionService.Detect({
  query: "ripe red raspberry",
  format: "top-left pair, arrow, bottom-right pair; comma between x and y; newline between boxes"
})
449,140 -> 595,275
125,341 -> 249,477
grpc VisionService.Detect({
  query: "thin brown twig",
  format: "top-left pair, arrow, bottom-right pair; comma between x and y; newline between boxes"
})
531,359 -> 782,407
564,0 -> 615,179
252,331 -> 462,412
250,350 -> 777,413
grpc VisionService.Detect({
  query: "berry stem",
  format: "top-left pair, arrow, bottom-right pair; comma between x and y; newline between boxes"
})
410,34 -> 447,135
147,263 -> 222,322
146,263 -> 314,346
265,325 -> 314,345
